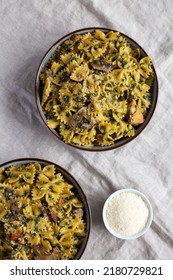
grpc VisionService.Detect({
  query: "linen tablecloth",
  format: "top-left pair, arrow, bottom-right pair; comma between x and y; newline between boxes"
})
0,0 -> 173,259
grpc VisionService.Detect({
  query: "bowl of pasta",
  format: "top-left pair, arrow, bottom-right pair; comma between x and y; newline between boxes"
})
0,158 -> 91,260
35,27 -> 158,151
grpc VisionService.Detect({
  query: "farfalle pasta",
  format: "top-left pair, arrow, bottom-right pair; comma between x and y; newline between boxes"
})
0,162 -> 86,260
40,29 -> 154,147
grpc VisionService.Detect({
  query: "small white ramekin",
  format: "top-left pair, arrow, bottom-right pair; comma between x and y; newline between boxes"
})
102,188 -> 153,240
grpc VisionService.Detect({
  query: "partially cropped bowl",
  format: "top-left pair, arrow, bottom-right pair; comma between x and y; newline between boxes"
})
0,158 -> 91,260
35,27 -> 158,151
102,188 -> 153,240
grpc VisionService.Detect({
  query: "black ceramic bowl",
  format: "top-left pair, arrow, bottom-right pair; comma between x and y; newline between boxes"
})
35,27 -> 158,151
0,158 -> 91,260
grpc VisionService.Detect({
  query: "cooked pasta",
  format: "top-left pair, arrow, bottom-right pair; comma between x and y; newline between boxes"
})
40,29 -> 154,147
0,163 -> 86,260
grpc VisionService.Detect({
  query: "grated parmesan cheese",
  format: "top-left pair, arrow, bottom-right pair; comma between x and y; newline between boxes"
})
106,192 -> 149,236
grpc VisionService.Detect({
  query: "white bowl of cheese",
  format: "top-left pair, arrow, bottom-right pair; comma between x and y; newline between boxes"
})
102,188 -> 153,240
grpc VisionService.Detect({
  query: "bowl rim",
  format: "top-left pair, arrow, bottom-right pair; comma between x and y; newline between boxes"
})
102,188 -> 153,240
35,27 -> 159,152
0,157 -> 91,260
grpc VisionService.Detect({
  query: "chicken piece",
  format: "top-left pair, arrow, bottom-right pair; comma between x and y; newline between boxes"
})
129,100 -> 144,125
131,107 -> 144,125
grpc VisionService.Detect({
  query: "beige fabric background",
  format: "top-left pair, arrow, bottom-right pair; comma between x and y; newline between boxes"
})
0,0 -> 173,259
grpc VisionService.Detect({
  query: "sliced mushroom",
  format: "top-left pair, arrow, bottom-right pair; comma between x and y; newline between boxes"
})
69,108 -> 85,130
49,208 -> 58,222
49,207 -> 64,222
89,59 -> 112,73
60,71 -> 70,83
69,106 -> 97,130
5,189 -> 15,200
45,68 -> 53,77
10,202 -> 22,219
103,46 -> 110,56
82,116 -> 97,129
74,208 -> 83,219
34,246 -> 60,260
123,90 -> 129,100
